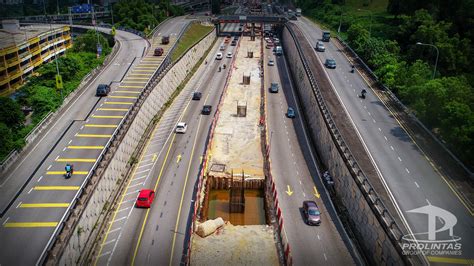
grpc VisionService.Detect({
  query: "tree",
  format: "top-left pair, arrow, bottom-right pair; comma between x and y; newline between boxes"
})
114,0 -> 160,31
0,123 -> 14,157
73,30 -> 110,54
0,97 -> 25,131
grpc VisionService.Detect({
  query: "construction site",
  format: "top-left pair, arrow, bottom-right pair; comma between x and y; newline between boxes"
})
190,31 -> 279,264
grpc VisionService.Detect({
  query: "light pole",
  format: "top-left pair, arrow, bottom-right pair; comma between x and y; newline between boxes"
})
416,42 -> 439,79
357,8 -> 372,38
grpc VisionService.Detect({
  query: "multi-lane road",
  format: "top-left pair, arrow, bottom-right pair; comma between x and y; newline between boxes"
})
0,17 -> 189,265
294,17 -> 473,263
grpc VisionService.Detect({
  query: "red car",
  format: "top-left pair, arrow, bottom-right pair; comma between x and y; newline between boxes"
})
135,189 -> 155,208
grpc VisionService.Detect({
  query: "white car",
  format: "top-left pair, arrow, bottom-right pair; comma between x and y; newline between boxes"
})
216,52 -> 223,60
175,122 -> 187,133
226,52 -> 232,58
268,59 -> 275,66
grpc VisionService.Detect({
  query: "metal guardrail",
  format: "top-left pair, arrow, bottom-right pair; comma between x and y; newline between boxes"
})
336,36 -> 473,178
38,19 -> 192,264
285,24 -> 410,264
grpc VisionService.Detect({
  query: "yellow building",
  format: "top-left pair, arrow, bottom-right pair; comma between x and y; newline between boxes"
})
0,20 -> 72,96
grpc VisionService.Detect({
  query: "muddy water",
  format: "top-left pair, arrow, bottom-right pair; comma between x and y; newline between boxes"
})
207,189 -> 266,225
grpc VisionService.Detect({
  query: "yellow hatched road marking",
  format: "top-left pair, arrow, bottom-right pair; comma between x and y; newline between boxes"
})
114,91 -> 141,94
4,222 -> 58,228
134,67 -> 157,69
104,102 -> 133,105
77,134 -> 112,138
128,73 -> 150,76
68,146 -> 104,149
122,80 -> 148,84
92,115 -> 124,119
124,77 -> 149,80
46,171 -> 88,175
19,203 -> 69,208
427,256 -> 473,264
34,186 -> 79,190
132,70 -> 155,73
85,124 -> 118,128
119,85 -> 142,88
97,108 -> 128,111
56,158 -> 96,163
109,96 -> 137,99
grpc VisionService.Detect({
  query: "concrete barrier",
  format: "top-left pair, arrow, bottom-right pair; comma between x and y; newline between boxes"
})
281,25 -> 408,265
48,29 -> 216,265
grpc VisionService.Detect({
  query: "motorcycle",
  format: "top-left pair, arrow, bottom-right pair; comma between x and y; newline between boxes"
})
351,65 -> 355,73
359,89 -> 367,99
65,171 -> 72,179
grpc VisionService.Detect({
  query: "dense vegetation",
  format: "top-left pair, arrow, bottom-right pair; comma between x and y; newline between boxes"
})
296,0 -> 474,167
0,30 -> 110,161
171,23 -> 214,62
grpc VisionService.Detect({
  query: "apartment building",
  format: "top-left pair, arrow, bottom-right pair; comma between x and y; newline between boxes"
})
0,20 -> 72,96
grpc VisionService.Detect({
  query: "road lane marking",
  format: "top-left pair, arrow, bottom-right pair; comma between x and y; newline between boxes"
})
405,168 -> 410,174
102,239 -> 116,246
116,207 -> 130,213
47,165 -> 52,170
109,96 -> 138,99
152,153 -> 157,162
91,115 -> 124,119
108,227 -> 122,234
132,134 -> 177,266
104,101 -> 133,105
176,154 -> 182,163
313,186 -> 320,198
38,176 -> 43,182
77,134 -> 112,138
414,182 -> 420,188
124,77 -> 149,80
2,217 -> 10,225
137,163 -> 154,169
34,186 -> 79,190
390,146 -> 394,150
97,108 -> 128,111
119,85 -> 142,88
16,202 -> 21,208
398,157 -> 402,162
46,171 -> 88,175
84,124 -> 118,128
4,222 -> 58,228
68,146 -> 104,149
135,169 -> 150,175
124,190 -> 140,196
114,91 -> 142,94
56,158 -> 96,163
285,185 -> 293,196
19,203 -> 69,208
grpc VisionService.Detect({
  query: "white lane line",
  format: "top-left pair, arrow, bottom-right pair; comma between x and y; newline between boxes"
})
390,146 -> 394,151
133,175 -> 147,181
102,239 -> 116,246
28,188 -> 33,194
299,180 -> 302,185
63,147 -> 66,151
121,199 -> 136,204
38,176 -> 43,182
137,162 -> 154,169
140,158 -> 152,163
80,126 -> 84,130
405,168 -> 410,174
47,165 -> 52,170
378,128 -> 382,132
426,198 -> 431,205
68,140 -> 72,144
124,189 -> 140,196
128,183 -> 143,189
398,157 -> 402,162
368,112 -> 371,116
414,182 -> 420,188
16,201 -> 22,208
384,136 -> 388,141
317,234 -> 320,240
373,119 -> 376,123
2,217 -> 10,225
142,154 -> 155,158
55,155 -> 59,160
117,207 -> 130,213
296,171 -> 299,175
109,216 -> 127,224
97,251 -> 111,258
135,169 -> 151,175
364,106 -> 367,109
324,253 -> 327,261
108,227 -> 122,234
302,192 -> 306,198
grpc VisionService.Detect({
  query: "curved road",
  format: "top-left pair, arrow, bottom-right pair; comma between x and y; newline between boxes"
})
0,17 -> 189,265
294,17 -> 473,264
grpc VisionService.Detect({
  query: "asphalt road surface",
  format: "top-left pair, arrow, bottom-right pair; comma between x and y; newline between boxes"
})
294,17 -> 473,264
94,37 -> 232,265
263,40 -> 358,265
0,17 -> 189,265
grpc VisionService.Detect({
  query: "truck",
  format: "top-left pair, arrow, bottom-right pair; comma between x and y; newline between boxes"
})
296,8 -> 302,16
322,31 -> 330,42
161,35 -> 170,45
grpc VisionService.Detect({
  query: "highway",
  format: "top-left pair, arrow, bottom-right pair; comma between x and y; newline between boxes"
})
294,17 -> 474,263
263,40 -> 357,265
0,17 -> 189,265
94,37 -> 231,265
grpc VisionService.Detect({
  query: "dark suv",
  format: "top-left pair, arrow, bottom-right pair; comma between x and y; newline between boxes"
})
192,91 -> 202,100
202,105 -> 212,115
302,200 -> 321,225
96,84 -> 110,96
269,82 -> 279,93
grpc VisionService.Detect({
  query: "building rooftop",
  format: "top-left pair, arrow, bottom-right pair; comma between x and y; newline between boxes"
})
0,24 -> 64,50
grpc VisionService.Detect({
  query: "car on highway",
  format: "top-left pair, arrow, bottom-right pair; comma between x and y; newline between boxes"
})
96,84 -> 110,96
154,47 -> 164,56
315,41 -> 325,52
216,52 -> 223,60
270,82 -> 279,93
135,189 -> 155,208
302,200 -> 321,225
220,44 -> 226,51
268,59 -> 275,66
266,42 -> 274,49
202,105 -> 212,115
231,40 -> 237,46
287,107 -> 296,118
175,122 -> 187,133
325,58 -> 336,69
226,51 -> 233,58
192,91 -> 202,100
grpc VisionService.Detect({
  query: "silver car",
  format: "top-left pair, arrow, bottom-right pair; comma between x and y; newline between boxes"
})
315,41 -> 325,52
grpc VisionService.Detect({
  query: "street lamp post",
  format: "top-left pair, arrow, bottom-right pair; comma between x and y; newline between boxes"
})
357,8 -> 372,38
416,42 -> 439,79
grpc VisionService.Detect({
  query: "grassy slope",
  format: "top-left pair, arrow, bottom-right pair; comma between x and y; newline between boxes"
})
171,23 -> 214,62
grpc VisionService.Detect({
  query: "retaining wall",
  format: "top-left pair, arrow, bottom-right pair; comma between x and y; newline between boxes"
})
281,25 -> 405,265
53,29 -> 216,265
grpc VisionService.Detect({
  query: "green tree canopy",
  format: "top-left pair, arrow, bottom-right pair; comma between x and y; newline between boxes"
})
0,97 -> 25,130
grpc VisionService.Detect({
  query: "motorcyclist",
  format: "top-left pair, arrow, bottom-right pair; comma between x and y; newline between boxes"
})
351,64 -> 355,73
360,89 -> 367,99
223,64 -> 226,69
218,66 -> 222,72
65,164 -> 73,176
